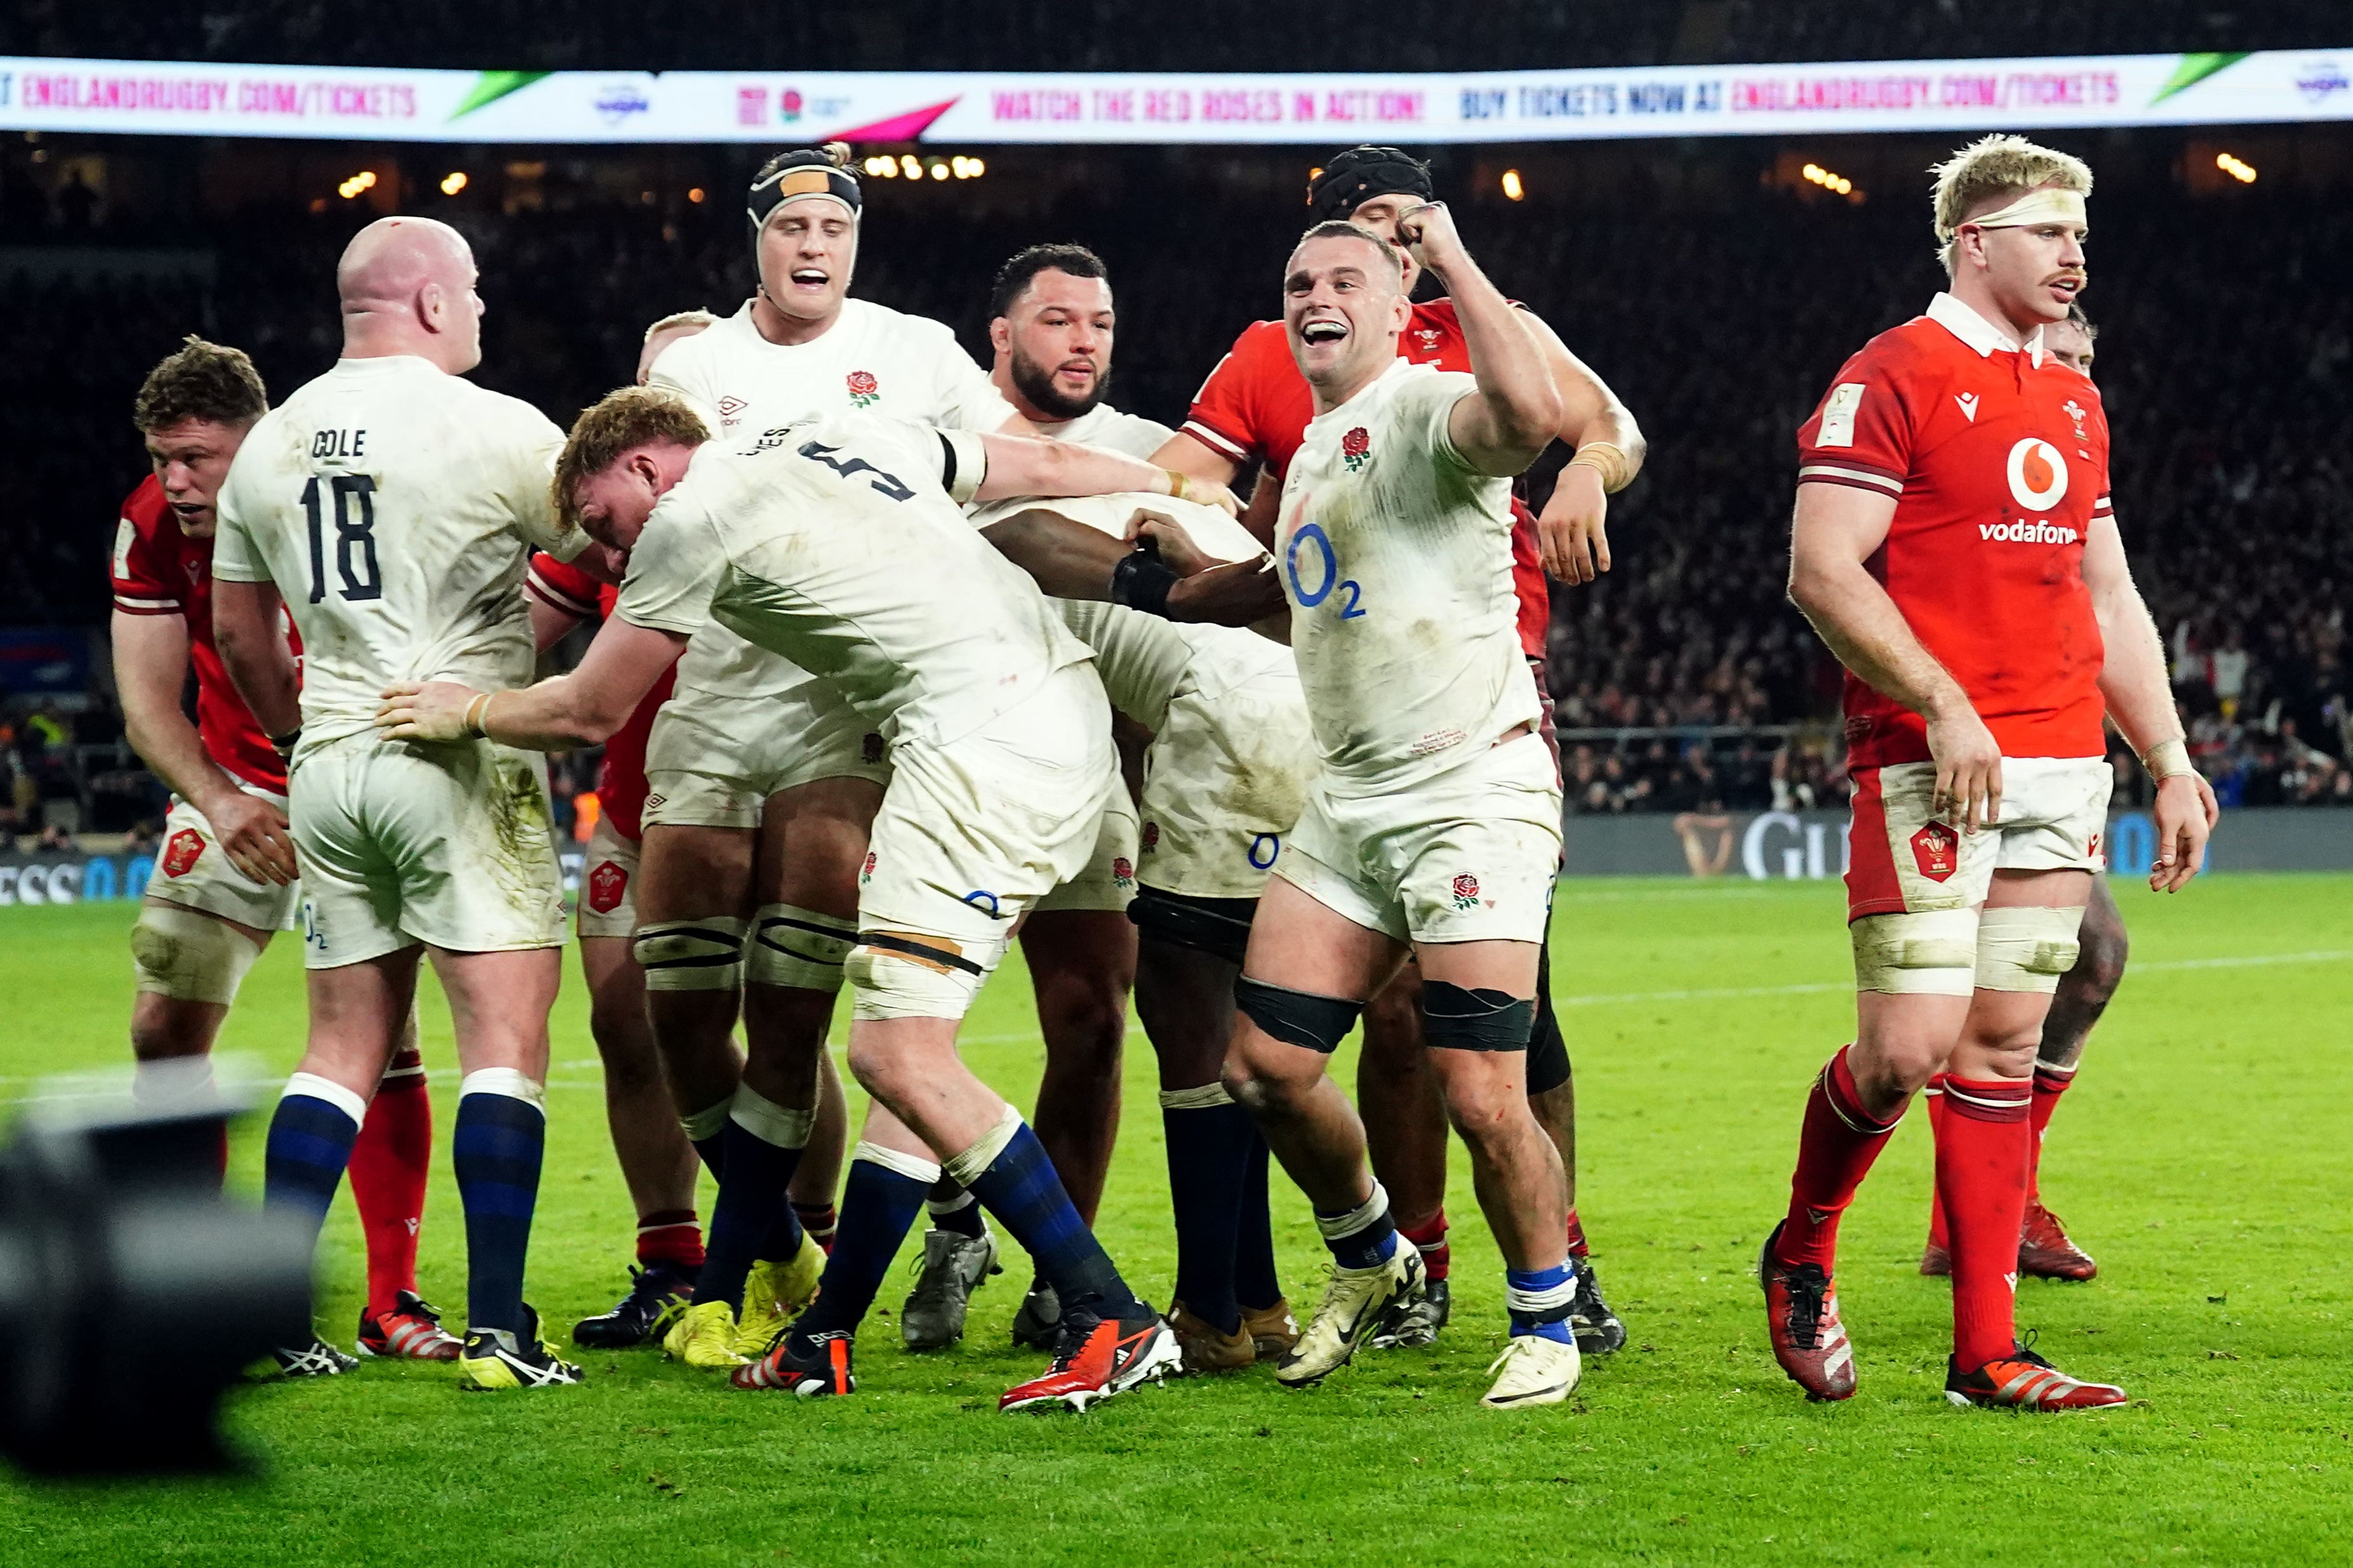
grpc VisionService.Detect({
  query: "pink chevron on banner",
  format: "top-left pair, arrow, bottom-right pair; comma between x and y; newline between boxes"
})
830,97 -> 961,142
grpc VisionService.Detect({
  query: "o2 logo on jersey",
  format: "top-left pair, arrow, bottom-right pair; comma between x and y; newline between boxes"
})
2004,438 -> 2070,512
1248,834 -> 1281,870
1285,522 -> 1366,620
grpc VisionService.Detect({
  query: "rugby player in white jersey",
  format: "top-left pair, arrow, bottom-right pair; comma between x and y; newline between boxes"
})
212,216 -> 593,1390
378,391 -> 1254,1409
1220,210 -> 1582,1409
626,145 -> 1051,1364
972,244 -> 1312,1371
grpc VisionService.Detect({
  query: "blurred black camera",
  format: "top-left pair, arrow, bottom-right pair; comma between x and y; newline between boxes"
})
0,1100 -> 311,1475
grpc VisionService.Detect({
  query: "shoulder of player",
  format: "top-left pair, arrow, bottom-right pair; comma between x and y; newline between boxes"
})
119,474 -> 169,533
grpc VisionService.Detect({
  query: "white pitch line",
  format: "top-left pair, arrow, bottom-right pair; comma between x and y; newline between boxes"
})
1553,948 -> 2353,1008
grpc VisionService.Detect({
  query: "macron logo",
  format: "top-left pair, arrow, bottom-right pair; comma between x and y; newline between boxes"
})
1955,393 -> 1979,422
1980,520 -> 2079,545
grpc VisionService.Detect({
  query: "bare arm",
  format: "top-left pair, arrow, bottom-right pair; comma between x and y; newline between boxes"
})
113,609 -> 297,884
980,508 -> 1285,626
530,595 -> 586,654
1147,430 -> 1244,490
376,617 -> 685,751
2083,515 -> 2213,889
211,578 -> 302,741
1517,309 -> 1646,585
1402,205 -> 1559,476
973,433 -> 1237,514
1787,482 -> 2004,832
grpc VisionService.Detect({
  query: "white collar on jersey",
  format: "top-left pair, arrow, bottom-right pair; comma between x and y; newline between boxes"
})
1927,291 -> 2046,368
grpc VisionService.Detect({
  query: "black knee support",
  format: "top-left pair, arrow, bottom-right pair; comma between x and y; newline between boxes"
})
1524,934 -> 1571,1093
1420,980 -> 1536,1053
1128,887 -> 1258,967
1234,976 -> 1363,1054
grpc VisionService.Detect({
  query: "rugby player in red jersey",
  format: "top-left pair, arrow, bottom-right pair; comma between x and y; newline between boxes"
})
112,338 -> 451,1371
1761,138 -> 2210,1411
1154,145 -> 1646,1353
1916,304 -> 2206,1284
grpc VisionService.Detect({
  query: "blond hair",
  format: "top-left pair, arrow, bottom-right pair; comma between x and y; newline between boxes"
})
642,308 -> 718,344
1930,135 -> 2093,274
551,387 -> 710,530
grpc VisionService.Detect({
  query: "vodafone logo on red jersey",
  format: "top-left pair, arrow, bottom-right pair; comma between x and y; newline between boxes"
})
2004,437 -> 2069,510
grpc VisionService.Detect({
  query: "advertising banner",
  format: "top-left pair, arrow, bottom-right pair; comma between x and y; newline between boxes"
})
0,51 -> 2346,145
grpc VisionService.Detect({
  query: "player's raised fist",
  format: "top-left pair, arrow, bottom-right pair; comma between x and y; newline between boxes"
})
1396,201 -> 1465,276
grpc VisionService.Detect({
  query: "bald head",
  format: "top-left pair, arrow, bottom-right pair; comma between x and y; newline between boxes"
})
336,216 -> 484,374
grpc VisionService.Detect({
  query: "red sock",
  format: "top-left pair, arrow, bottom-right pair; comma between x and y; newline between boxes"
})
1924,1075 -> 1950,1251
793,1201 -> 837,1255
348,1051 -> 431,1319
2027,1061 -> 2075,1200
637,1209 -> 705,1270
1938,1075 -> 2034,1370
1397,1209 -> 1450,1282
1563,1207 -> 1590,1260
1776,1046 -> 1903,1273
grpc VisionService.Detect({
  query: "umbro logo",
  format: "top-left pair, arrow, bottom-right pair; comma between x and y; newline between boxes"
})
1955,393 -> 1980,422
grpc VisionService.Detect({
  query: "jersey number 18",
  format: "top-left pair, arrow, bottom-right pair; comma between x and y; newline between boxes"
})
300,474 -> 382,604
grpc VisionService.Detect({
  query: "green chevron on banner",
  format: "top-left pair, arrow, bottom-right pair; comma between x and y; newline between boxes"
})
2152,52 -> 2250,103
452,70 -> 552,119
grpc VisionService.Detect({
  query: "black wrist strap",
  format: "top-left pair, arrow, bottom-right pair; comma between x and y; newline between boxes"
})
267,726 -> 302,759
1109,550 -> 1180,618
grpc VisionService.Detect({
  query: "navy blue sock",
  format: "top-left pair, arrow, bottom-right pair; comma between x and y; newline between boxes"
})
966,1122 -> 1137,1320
1161,1095 -> 1254,1335
1234,1130 -> 1283,1312
1506,1262 -> 1579,1345
691,1133 -> 726,1181
1314,1186 -> 1397,1272
702,1119 -> 804,1310
263,1086 -> 359,1242
927,1188 -> 986,1239
452,1085 -> 545,1337
792,1153 -> 930,1343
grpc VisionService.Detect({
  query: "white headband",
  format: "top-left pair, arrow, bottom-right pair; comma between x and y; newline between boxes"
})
1958,187 -> 2088,234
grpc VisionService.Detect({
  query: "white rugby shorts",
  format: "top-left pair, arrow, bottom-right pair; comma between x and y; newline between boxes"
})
1844,755 -> 2111,921
1138,646 -> 1315,902
642,681 -> 888,832
145,788 -> 302,933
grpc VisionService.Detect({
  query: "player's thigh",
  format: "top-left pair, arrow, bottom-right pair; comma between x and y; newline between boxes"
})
1241,870 -> 1408,1002
580,933 -> 660,1071
1392,736 -> 1563,953
757,773 -> 886,919
1844,761 -> 2001,922
429,945 -> 562,1080
300,946 -> 425,1094
637,823 -> 756,924
128,890 -> 279,1033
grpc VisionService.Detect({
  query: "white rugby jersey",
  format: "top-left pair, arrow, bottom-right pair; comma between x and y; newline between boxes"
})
646,297 -> 1018,704
616,414 -> 1089,750
1030,402 -> 1172,461
1275,358 -> 1537,791
211,355 -> 582,754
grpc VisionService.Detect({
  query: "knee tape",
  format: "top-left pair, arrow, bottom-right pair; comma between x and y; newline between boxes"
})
845,929 -> 990,1021
130,903 -> 262,1005
941,1101 -> 1023,1188
458,1066 -> 546,1112
1128,886 -> 1257,967
633,916 -> 747,992
747,903 -> 857,992
1420,980 -> 1536,1053
1851,908 -> 1978,996
1234,975 -> 1363,1054
851,1139 -> 942,1186
729,1082 -> 815,1149
1973,905 -> 2086,994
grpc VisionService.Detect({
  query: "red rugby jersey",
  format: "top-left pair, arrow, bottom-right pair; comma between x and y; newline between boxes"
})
1183,299 -> 1552,658
526,552 -> 676,843
109,474 -> 294,794
1795,292 -> 2112,770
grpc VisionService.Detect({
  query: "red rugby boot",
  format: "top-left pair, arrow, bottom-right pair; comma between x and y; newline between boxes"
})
357,1291 -> 462,1361
1945,1340 -> 2124,1411
999,1303 -> 1182,1413
2017,1199 -> 2097,1281
1759,1221 -> 1856,1401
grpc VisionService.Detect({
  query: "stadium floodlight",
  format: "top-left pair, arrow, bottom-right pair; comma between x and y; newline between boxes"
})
439,171 -> 467,195
899,154 -> 921,179
1500,168 -> 1524,201
2216,152 -> 2258,183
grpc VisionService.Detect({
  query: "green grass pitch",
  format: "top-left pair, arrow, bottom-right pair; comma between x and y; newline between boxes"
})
3,872 -> 2350,1565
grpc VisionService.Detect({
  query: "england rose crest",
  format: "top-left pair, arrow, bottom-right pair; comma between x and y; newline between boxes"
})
1140,821 -> 1160,852
846,369 -> 881,408
1450,872 -> 1480,909
1112,856 -> 1135,889
860,850 -> 878,884
1341,425 -> 1371,472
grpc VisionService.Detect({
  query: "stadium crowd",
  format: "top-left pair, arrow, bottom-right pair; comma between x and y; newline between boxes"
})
8,162 -> 2347,825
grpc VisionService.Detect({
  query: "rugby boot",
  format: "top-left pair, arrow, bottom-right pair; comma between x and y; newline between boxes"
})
1759,1221 -> 1855,1401
735,1234 -> 825,1357
356,1290 -> 462,1361
1010,1277 -> 1061,1350
1481,1334 -> 1582,1409
900,1226 -> 1000,1350
1946,1339 -> 2124,1411
663,1298 -> 747,1369
571,1261 -> 697,1348
458,1304 -> 583,1391
735,1327 -> 856,1397
2017,1200 -> 2097,1281
1370,1272 -> 1449,1350
1239,1298 -> 1300,1360
271,1336 -> 359,1378
1166,1299 -> 1255,1374
1568,1261 -> 1628,1355
999,1301 -> 1183,1412
1277,1239 -> 1425,1387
